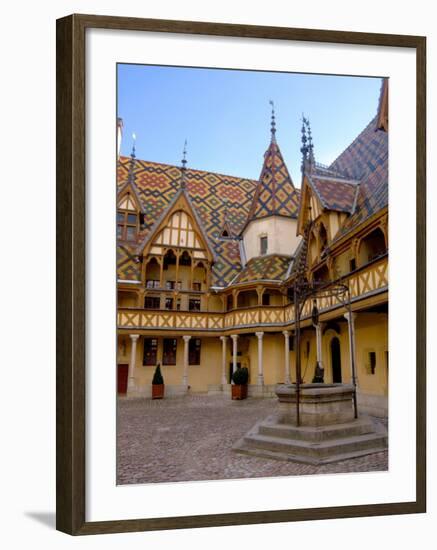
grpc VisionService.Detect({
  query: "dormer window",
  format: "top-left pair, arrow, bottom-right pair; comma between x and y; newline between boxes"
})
117,210 -> 138,241
260,236 -> 268,255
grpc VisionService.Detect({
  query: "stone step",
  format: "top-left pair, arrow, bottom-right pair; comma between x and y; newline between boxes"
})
258,416 -> 374,442
243,431 -> 387,460
233,441 -> 388,465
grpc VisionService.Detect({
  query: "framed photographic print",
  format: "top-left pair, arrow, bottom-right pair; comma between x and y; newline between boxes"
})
56,14 -> 426,535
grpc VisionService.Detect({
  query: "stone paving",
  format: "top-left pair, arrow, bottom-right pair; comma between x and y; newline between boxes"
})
117,394 -> 388,485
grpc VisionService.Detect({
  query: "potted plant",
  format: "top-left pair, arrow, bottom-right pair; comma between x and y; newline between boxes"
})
151,363 -> 164,399
231,366 -> 249,400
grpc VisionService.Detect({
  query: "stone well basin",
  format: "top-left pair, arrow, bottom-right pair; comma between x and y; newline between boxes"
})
275,383 -> 356,427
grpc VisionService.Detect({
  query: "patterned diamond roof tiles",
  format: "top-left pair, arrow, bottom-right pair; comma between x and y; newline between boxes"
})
117,157 -> 258,286
309,176 -> 358,213
328,116 -> 388,241
233,254 -> 292,284
244,139 -> 300,228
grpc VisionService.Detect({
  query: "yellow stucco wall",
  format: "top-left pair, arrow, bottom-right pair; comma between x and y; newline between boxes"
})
118,290 -> 138,307
354,313 -> 389,396
119,336 -> 222,392
287,312 -> 388,395
118,311 -> 388,399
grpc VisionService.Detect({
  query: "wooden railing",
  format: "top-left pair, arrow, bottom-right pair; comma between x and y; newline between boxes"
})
118,256 -> 388,332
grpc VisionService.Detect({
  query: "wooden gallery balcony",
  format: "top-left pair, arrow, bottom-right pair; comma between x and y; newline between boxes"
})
117,255 -> 388,334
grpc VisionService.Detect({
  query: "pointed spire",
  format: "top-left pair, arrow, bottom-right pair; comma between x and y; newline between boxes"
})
243,117 -> 299,231
300,115 -> 315,173
300,115 -> 308,173
128,132 -> 137,184
180,139 -> 188,189
306,117 -> 315,167
269,100 -> 277,142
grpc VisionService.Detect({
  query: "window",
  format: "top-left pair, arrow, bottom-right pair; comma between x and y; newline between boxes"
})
143,338 -> 158,366
262,293 -> 270,306
359,228 -> 387,265
319,224 -> 328,254
192,282 -> 202,291
117,210 -> 138,242
163,338 -> 177,365
146,279 -> 160,289
165,280 -> 182,290
368,351 -> 377,374
349,258 -> 357,272
189,338 -> 201,365
165,297 -> 174,310
260,236 -> 268,255
189,297 -> 201,311
144,296 -> 160,309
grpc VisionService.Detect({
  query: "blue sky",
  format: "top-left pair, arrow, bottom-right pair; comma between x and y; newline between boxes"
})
118,64 -> 381,186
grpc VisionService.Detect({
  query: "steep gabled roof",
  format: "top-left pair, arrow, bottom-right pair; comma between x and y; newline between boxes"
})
308,175 -> 359,214
329,115 -> 387,182
117,157 -> 257,286
296,102 -> 388,246
117,179 -> 144,213
328,115 -> 388,241
242,139 -> 300,232
135,186 -> 216,262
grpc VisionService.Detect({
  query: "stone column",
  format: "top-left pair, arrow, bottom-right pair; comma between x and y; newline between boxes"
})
344,312 -> 358,387
182,335 -> 191,388
220,336 -> 228,385
255,332 -> 264,386
282,330 -> 291,384
128,334 -> 139,391
230,334 -> 238,383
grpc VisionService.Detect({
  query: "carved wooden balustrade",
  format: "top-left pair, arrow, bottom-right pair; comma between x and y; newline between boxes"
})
118,255 -> 388,333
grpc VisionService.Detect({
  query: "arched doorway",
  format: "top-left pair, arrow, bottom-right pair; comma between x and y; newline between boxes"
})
330,337 -> 342,383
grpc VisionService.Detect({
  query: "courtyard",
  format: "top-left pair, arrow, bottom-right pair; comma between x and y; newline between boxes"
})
117,395 -> 388,485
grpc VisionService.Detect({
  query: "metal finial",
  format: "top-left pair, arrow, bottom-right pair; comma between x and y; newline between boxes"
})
181,139 -> 188,170
269,100 -> 276,141
306,118 -> 315,167
180,139 -> 188,189
128,133 -> 137,184
300,115 -> 308,173
300,115 -> 315,172
131,132 -> 136,158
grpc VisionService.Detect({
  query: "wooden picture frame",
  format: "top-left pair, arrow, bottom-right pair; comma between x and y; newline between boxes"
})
56,13 -> 426,535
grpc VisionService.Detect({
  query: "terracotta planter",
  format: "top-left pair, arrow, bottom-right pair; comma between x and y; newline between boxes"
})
232,384 -> 248,400
152,384 -> 164,399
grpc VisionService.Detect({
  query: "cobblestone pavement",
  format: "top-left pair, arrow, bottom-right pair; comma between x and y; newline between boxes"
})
117,394 -> 388,485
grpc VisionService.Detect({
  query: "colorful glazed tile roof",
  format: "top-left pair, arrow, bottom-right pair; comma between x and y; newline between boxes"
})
117,157 -> 258,286
308,176 -> 358,213
233,254 -> 292,284
328,116 -> 388,240
301,114 -> 388,245
117,244 -> 141,281
117,98 -> 387,287
244,139 -> 300,229
329,116 -> 388,182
